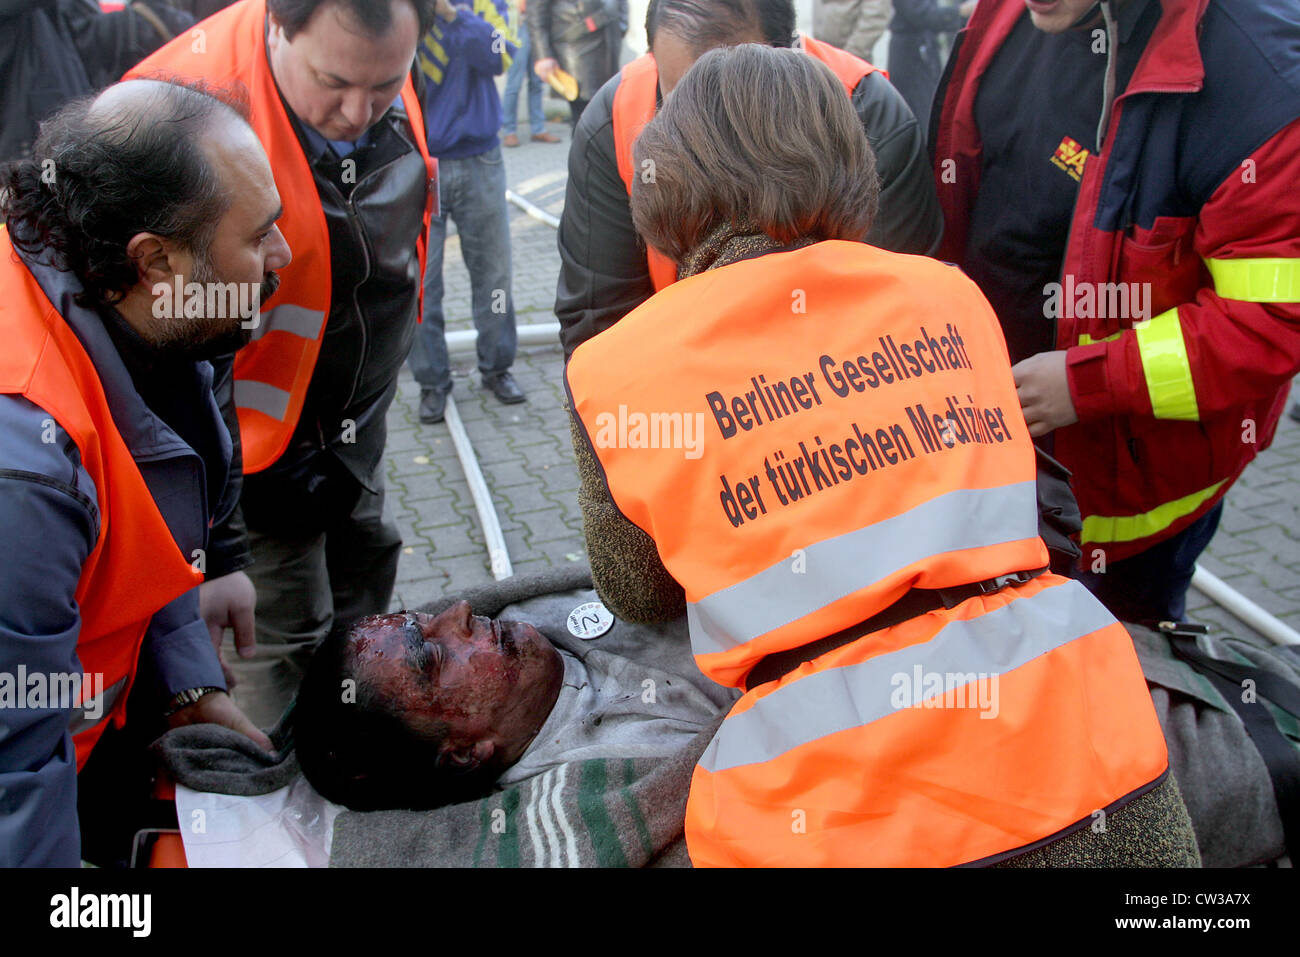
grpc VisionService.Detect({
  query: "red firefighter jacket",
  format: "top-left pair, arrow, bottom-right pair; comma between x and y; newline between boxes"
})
933,0 -> 1300,561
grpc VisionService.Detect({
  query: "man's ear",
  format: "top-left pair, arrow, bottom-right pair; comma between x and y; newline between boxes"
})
125,231 -> 175,287
441,739 -> 495,771
267,10 -> 287,49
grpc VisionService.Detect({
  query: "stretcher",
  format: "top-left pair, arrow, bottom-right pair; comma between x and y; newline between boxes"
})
133,777 -> 187,868
135,770 -> 340,867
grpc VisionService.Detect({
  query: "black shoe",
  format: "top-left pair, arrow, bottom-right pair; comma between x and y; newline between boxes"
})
1291,403 -> 1300,424
419,387 -> 449,423
482,371 -> 526,404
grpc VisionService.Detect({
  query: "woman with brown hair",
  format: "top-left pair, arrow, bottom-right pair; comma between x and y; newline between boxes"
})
569,44 -> 885,627
565,43 -> 1198,867
628,42 -> 879,279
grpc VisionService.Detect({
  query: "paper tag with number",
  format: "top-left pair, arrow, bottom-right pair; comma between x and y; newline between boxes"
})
567,600 -> 614,639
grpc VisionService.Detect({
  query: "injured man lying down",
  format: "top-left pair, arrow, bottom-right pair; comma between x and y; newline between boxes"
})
156,567 -> 738,867
156,564 -> 1299,868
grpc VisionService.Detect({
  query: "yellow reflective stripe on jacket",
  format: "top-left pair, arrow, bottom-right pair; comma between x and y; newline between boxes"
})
1081,479 -> 1225,544
472,0 -> 515,71
1207,257 -> 1300,302
1077,257 -> 1300,348
1135,307 -> 1199,420
419,39 -> 445,84
1077,330 -> 1123,346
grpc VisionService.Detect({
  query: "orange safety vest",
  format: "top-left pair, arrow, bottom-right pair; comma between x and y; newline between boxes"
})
0,231 -> 206,770
127,0 -> 436,472
567,240 -> 1170,866
611,37 -> 881,292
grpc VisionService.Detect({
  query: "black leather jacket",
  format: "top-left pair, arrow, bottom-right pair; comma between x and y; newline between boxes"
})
236,103 -> 429,538
526,0 -> 627,101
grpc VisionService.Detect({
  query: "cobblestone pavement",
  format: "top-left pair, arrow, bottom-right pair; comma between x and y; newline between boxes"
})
386,121 -> 1300,648
1185,413 -> 1300,642
385,121 -> 579,613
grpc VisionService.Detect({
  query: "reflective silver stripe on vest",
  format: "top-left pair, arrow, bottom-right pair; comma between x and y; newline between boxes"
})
234,379 -> 292,421
67,676 -> 128,738
699,578 -> 1116,773
248,304 -> 326,342
686,482 -> 1039,658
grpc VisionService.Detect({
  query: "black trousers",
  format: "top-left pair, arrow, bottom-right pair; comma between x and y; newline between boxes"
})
1076,501 -> 1225,622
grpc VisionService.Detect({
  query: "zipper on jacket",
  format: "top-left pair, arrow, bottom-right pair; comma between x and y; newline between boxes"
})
1096,0 -> 1119,151
1056,0 -> 1119,350
316,125 -> 414,417
343,190 -> 373,412
315,173 -> 370,417
929,28 -> 967,162
340,116 -> 424,413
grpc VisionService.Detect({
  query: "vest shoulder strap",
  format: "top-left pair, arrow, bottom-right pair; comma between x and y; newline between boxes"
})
128,0 -> 433,473
0,232 -> 204,762
612,53 -> 660,195
611,54 -> 676,291
0,232 -> 106,509
799,34 -> 881,92
611,55 -> 676,291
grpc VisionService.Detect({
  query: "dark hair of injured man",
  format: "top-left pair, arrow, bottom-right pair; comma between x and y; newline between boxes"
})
295,602 -> 565,811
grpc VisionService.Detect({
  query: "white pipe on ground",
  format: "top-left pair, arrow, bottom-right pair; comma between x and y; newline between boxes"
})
505,188 -> 562,229
445,322 -> 560,355
433,191 -> 560,580
442,394 -> 513,581
1191,564 -> 1300,646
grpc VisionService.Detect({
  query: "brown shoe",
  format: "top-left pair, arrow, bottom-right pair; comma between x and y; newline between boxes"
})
502,133 -> 521,147
531,131 -> 561,143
